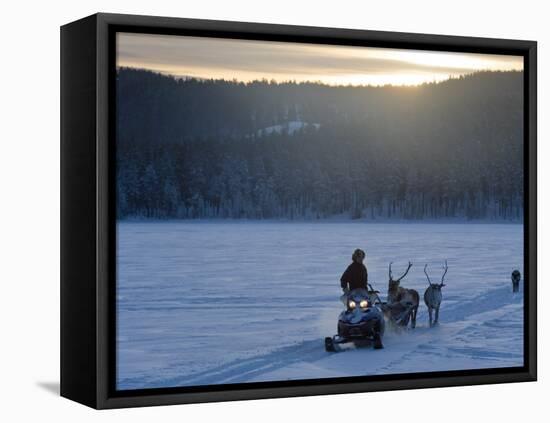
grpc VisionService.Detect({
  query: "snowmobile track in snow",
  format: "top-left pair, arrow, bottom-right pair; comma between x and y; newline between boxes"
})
119,284 -> 523,388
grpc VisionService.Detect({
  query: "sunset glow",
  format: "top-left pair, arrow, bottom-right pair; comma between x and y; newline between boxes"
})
117,32 -> 523,87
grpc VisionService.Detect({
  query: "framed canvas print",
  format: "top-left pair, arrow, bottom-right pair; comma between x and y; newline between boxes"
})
60,13 -> 537,409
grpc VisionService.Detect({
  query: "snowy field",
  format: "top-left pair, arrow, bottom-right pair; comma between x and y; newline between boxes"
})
116,221 -> 524,390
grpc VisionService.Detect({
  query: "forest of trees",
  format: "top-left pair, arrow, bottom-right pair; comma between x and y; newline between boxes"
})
116,68 -> 524,221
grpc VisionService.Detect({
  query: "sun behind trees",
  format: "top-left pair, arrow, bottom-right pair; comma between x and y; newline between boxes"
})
116,68 -> 523,220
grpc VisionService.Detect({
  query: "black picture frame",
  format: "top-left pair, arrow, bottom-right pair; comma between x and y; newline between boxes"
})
60,12 -> 537,409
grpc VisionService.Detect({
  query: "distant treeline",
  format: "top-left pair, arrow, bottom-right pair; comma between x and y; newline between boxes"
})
116,68 -> 524,221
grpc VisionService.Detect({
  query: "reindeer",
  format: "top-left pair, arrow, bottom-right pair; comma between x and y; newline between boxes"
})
387,262 -> 420,329
511,270 -> 521,293
423,260 -> 448,327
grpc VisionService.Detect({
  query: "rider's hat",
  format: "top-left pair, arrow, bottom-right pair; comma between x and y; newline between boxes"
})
352,248 -> 366,262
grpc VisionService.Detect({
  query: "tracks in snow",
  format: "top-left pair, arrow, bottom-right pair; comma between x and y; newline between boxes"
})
119,284 -> 522,388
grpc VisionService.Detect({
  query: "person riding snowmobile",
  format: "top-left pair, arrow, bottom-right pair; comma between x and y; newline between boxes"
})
340,248 -> 368,293
326,248 -> 384,351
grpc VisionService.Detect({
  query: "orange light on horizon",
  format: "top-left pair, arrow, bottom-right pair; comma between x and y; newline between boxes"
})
117,33 -> 524,87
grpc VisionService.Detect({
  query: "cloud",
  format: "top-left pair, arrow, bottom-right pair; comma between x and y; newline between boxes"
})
116,32 -> 523,86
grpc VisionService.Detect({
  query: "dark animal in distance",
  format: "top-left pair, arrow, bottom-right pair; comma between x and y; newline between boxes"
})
511,270 -> 521,293
423,260 -> 448,327
387,262 -> 419,329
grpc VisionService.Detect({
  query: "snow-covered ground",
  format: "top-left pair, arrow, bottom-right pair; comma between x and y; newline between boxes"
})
116,221 -> 524,390
256,120 -> 320,137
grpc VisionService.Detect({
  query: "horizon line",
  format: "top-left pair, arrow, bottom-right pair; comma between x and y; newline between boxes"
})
117,66 -> 523,89
117,33 -> 523,88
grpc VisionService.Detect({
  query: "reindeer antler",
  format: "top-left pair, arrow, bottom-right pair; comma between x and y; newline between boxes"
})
424,264 -> 432,286
440,260 -> 448,285
397,261 -> 413,281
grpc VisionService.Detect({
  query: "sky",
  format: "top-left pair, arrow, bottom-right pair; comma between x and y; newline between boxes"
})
117,32 -> 523,87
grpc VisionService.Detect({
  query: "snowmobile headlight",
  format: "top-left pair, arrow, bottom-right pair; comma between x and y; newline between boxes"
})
360,299 -> 369,308
348,300 -> 356,309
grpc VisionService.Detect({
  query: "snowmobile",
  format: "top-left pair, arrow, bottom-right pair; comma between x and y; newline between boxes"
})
325,287 -> 385,352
